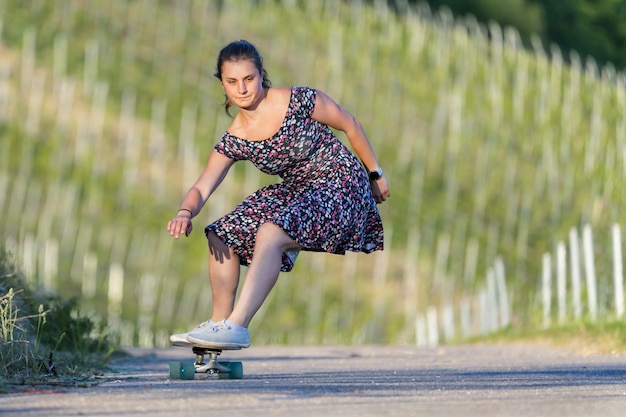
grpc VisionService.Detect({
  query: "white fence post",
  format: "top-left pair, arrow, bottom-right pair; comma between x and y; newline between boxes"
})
582,224 -> 598,322
556,242 -> 567,323
612,224 -> 624,318
569,227 -> 582,319
426,306 -> 439,347
21,234 -> 37,284
42,238 -> 58,293
415,314 -> 427,347
442,302 -> 455,341
107,263 -> 124,328
494,257 -> 510,327
486,267 -> 498,331
478,288 -> 489,335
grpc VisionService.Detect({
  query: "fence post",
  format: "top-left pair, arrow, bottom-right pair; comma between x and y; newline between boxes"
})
20,27 -> 36,95
107,263 -> 124,328
569,227 -> 582,318
460,298 -> 472,338
402,227 -> 419,336
83,39 -> 99,98
339,252 -> 358,338
138,274 -> 159,348
81,252 -> 97,300
0,58 -> 11,122
42,238 -> 58,293
486,267 -> 498,331
442,302 -> 455,342
478,288 -> 489,335
612,224 -> 624,318
494,257 -> 509,327
556,242 -> 567,323
582,224 -> 598,322
415,314 -> 427,347
25,72 -> 45,136
426,306 -> 439,347
372,226 -> 391,329
21,234 -> 36,284
53,33 -> 67,93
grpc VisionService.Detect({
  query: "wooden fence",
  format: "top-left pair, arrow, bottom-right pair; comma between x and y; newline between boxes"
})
1,1 -> 625,346
416,223 -> 625,346
5,220 -> 624,347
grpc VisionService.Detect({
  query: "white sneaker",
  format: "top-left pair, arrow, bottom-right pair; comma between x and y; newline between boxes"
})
169,320 -> 215,346
186,319 -> 250,349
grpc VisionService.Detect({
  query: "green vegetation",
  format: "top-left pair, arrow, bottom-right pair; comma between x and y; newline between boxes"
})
419,0 -> 545,44
0,248 -> 114,390
418,0 -> 626,71
0,0 -> 624,347
472,321 -> 626,356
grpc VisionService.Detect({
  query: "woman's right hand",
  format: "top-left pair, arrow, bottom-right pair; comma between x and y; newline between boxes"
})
167,213 -> 193,238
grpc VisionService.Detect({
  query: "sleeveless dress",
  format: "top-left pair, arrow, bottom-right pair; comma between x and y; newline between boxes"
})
205,86 -> 384,272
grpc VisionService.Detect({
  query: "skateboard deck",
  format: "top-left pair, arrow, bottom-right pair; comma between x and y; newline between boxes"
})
170,340 -> 244,380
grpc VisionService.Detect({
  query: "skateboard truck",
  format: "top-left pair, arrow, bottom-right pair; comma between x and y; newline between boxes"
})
169,346 -> 244,380
193,347 -> 231,374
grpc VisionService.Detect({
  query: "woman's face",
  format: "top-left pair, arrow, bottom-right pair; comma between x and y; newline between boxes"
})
220,59 -> 265,110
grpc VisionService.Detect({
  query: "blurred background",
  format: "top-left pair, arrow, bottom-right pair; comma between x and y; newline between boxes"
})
1,0 -> 625,348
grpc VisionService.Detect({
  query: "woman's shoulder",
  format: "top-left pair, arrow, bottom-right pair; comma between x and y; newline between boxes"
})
272,86 -> 316,95
267,87 -> 292,97
263,87 -> 291,109
262,87 -> 320,119
268,85 -> 318,96
287,86 -> 317,111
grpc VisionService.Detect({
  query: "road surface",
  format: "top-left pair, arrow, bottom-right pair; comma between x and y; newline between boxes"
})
1,344 -> 625,416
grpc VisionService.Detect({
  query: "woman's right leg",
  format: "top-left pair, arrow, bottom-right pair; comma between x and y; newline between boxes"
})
187,224 -> 293,349
206,231 -> 241,321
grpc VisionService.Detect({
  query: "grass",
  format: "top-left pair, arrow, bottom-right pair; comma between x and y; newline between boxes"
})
0,0 -> 625,346
0,248 -> 115,391
471,321 -> 626,356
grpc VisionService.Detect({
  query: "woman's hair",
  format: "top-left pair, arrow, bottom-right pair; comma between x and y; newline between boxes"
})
214,40 -> 272,117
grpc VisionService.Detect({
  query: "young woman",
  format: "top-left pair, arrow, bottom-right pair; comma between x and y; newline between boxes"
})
167,40 -> 390,348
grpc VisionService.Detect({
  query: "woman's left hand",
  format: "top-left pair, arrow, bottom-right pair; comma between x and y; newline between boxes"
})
371,176 -> 390,204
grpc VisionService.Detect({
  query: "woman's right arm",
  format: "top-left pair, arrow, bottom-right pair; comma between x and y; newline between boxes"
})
167,150 -> 235,238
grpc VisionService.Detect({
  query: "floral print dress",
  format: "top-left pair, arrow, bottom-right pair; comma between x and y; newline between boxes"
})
205,86 -> 384,272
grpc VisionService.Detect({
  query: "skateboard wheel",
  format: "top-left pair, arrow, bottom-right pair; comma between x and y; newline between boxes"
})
180,362 -> 196,379
169,361 -> 182,379
218,361 -> 243,380
169,361 -> 195,380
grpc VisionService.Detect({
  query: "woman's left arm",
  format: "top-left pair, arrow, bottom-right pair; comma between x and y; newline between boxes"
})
311,89 -> 390,203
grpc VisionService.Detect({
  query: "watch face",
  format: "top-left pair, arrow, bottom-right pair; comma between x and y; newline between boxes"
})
369,170 -> 381,181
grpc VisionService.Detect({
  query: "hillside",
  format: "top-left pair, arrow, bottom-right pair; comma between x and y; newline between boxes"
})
0,0 -> 624,346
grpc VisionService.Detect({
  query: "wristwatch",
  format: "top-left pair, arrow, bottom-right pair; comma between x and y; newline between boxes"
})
368,168 -> 383,181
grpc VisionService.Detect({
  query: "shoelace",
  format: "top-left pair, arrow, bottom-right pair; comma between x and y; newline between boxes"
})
210,320 -> 231,333
193,320 -> 212,331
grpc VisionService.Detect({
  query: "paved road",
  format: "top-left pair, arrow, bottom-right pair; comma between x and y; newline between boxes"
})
1,344 -> 625,416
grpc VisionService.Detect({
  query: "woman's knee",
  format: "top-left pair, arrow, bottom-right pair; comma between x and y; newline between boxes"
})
256,222 -> 300,251
207,231 -> 236,263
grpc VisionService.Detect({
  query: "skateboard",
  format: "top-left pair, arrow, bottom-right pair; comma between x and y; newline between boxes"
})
169,340 -> 244,380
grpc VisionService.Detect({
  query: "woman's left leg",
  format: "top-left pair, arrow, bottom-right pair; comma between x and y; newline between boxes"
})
228,222 -> 301,328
